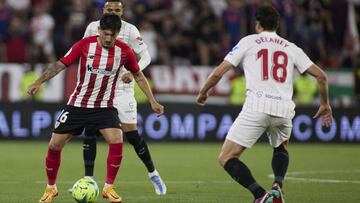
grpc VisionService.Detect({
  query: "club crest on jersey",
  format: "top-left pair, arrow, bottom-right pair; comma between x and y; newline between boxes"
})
54,121 -> 60,129
87,64 -> 116,76
256,91 -> 263,98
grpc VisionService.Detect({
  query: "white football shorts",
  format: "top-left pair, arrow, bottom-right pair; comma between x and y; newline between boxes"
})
113,92 -> 137,124
226,110 -> 292,148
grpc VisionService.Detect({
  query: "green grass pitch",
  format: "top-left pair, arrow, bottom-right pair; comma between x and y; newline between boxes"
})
0,140 -> 359,203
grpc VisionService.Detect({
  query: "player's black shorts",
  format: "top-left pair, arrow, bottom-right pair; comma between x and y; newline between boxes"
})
53,105 -> 120,135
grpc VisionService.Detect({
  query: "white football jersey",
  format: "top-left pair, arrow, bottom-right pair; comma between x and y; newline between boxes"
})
225,31 -> 313,119
83,20 -> 147,94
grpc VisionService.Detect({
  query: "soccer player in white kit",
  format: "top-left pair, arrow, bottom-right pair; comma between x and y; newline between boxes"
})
80,0 -> 166,195
197,5 -> 332,203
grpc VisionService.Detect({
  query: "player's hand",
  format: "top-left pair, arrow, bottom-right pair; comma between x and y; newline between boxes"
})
313,104 -> 333,128
27,82 -> 41,95
196,92 -> 208,106
121,72 -> 133,83
150,101 -> 164,117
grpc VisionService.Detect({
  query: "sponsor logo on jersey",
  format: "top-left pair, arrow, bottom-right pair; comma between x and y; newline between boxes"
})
87,64 -> 116,76
265,93 -> 282,100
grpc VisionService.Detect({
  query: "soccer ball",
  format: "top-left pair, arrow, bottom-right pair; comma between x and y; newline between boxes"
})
72,177 -> 99,203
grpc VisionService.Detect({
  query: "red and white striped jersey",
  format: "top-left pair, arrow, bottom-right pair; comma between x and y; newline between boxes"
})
60,36 -> 139,108
84,20 -> 148,95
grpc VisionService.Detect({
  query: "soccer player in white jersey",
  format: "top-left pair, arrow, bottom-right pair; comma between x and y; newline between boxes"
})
28,14 -> 164,203
197,5 -> 332,203
80,0 -> 166,196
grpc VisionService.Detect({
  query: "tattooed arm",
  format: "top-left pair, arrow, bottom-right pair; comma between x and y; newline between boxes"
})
27,61 -> 67,95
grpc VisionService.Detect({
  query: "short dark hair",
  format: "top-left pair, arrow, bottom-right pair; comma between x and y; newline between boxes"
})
99,14 -> 122,32
255,5 -> 280,31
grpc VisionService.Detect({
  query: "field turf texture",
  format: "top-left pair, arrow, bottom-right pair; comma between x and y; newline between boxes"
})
0,140 -> 359,203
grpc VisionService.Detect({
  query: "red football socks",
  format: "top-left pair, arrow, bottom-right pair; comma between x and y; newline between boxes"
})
106,143 -> 123,184
45,148 -> 61,185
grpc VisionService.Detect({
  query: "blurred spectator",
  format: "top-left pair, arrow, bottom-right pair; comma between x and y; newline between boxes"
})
0,0 -> 12,61
157,17 -> 173,66
64,0 -> 90,45
294,74 -> 318,106
172,0 -> 195,31
328,0 -> 347,50
355,58 -> 360,103
20,67 -> 43,101
6,0 -> 29,15
340,0 -> 360,68
50,0 -> 70,58
300,0 -> 328,64
133,0 -> 170,30
194,0 -> 220,65
209,0 -> 227,17
139,19 -> 158,62
229,69 -> 246,105
0,0 -> 356,70
30,2 -> 55,63
222,0 -> 247,47
4,14 -> 29,62
277,0 -> 297,41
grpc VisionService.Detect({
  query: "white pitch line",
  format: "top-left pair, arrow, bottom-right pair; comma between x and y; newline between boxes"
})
268,169 -> 360,184
284,177 -> 360,184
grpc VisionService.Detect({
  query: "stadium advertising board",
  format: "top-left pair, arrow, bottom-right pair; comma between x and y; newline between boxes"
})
0,102 -> 359,143
0,64 -> 354,104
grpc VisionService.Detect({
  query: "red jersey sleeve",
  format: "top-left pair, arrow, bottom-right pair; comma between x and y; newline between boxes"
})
60,40 -> 84,66
123,46 -> 140,73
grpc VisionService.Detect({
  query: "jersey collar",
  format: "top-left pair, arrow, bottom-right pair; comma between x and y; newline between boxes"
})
259,31 -> 278,37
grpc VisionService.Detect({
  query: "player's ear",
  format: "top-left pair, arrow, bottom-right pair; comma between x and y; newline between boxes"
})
255,21 -> 262,33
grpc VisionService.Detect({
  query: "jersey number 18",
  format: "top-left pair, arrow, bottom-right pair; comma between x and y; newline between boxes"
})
257,49 -> 288,83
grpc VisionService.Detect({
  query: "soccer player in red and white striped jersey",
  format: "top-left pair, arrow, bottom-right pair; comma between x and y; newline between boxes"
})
81,1 -> 166,196
62,32 -> 137,108
28,14 -> 164,203
197,5 -> 332,203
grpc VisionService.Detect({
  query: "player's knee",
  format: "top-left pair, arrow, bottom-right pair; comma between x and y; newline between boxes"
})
218,149 -> 244,167
274,144 -> 288,154
218,153 -> 231,167
125,131 -> 142,146
122,123 -> 137,132
104,133 -> 123,144
48,142 -> 64,151
218,156 -> 225,167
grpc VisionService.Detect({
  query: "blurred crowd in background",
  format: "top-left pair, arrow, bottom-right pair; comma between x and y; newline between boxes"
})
0,0 -> 359,69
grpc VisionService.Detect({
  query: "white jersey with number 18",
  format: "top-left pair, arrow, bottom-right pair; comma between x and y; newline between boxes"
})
225,31 -> 313,119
